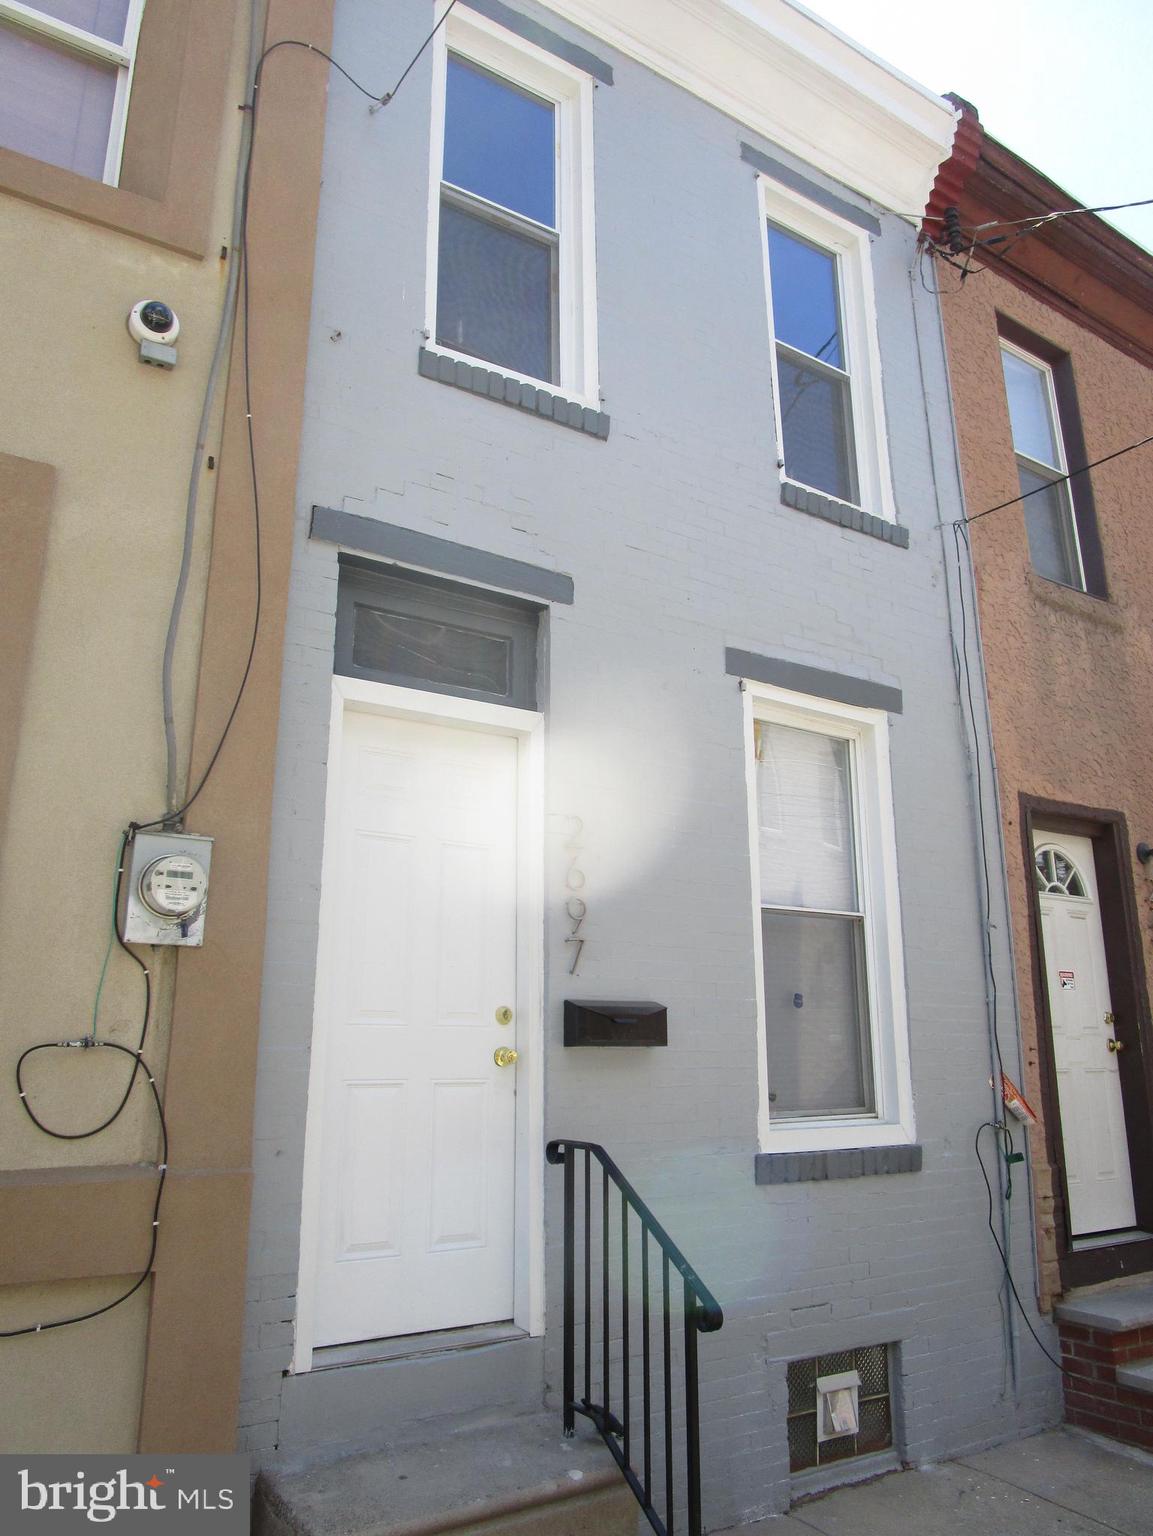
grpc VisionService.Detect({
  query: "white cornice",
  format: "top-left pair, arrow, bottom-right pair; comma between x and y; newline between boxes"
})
535,0 -> 957,220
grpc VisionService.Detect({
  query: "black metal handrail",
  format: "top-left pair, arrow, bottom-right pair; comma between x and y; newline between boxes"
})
546,1139 -> 723,1536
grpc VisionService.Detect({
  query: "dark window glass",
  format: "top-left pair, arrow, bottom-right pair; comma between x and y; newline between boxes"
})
443,55 -> 555,227
437,200 -> 555,381
776,353 -> 857,504
761,909 -> 872,1117
352,605 -> 512,697
767,223 -> 844,368
1019,464 -> 1080,587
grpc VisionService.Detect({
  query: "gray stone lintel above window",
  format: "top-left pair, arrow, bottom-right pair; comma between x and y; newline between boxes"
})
755,1145 -> 923,1185
464,0 -> 614,84
310,506 -> 574,605
781,480 -> 909,547
419,348 -> 610,440
726,648 -> 902,715
740,142 -> 882,237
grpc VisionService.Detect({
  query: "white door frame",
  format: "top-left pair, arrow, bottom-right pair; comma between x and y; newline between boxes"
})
291,676 -> 546,1373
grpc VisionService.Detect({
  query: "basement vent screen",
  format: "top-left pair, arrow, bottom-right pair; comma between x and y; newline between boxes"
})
786,1344 -> 892,1471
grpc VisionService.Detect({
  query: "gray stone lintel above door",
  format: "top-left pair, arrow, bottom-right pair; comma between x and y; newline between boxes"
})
310,507 -> 575,606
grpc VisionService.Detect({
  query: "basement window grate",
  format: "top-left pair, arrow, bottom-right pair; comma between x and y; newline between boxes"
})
786,1344 -> 892,1472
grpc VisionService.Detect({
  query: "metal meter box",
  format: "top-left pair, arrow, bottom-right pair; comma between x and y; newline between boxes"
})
564,1000 -> 667,1047
124,831 -> 214,946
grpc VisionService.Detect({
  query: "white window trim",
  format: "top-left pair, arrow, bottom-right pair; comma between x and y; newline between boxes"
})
999,338 -> 1086,591
742,680 -> 914,1152
0,0 -> 145,186
424,5 -> 599,406
756,176 -> 895,523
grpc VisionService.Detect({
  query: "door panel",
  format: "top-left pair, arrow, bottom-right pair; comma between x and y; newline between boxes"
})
1035,832 -> 1136,1236
312,710 -> 519,1345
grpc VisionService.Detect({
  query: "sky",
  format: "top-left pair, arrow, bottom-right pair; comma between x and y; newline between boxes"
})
792,0 -> 1153,255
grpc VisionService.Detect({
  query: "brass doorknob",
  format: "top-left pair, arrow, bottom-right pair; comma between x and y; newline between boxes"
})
1107,1038 -> 1125,1053
494,1047 -> 519,1068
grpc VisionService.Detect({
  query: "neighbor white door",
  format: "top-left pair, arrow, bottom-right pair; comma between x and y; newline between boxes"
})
1034,832 -> 1136,1236
311,708 -> 520,1346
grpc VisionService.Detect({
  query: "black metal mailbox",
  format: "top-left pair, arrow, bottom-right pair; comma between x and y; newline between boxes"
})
564,1000 -> 667,1047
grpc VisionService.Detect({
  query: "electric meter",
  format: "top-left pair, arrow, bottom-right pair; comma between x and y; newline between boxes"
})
124,831 -> 214,946
139,853 -> 209,920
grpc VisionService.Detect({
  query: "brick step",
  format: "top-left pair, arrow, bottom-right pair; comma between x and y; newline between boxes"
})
1056,1280 -> 1153,1452
252,1412 -> 636,1536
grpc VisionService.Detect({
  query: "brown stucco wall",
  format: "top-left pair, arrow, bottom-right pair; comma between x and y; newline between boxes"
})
938,238 -> 1153,1306
0,0 -> 333,1453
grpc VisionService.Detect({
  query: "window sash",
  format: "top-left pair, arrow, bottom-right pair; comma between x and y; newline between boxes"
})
0,0 -> 143,184
1001,341 -> 1086,590
760,907 -> 874,1118
746,687 -> 913,1150
763,212 -> 867,510
755,718 -> 877,1123
436,186 -> 560,383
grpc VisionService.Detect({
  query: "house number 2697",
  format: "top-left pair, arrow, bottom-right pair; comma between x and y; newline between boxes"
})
562,816 -> 587,975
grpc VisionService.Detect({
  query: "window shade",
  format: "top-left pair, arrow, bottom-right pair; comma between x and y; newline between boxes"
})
756,721 -> 857,912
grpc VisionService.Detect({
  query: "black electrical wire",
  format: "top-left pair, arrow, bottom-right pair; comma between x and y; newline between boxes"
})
5,12 -> 467,1342
4,1043 -> 167,1339
975,1124 -> 1063,1371
5,833 -> 163,1338
969,196 -> 1153,234
960,433 -> 1153,528
135,6 -> 460,836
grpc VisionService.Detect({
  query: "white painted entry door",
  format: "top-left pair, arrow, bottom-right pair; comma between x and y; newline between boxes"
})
312,708 -> 520,1346
1034,833 -> 1136,1236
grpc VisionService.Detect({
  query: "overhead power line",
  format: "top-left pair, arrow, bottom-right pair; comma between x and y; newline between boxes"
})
961,432 -> 1153,527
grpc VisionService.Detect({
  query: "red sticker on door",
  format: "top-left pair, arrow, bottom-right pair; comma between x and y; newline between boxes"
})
1059,970 -> 1075,989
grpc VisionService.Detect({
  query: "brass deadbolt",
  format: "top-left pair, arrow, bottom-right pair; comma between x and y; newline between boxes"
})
495,1006 -> 514,1025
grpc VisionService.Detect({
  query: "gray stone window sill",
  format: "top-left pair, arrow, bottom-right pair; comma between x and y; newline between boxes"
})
781,480 -> 909,547
418,348 -> 610,439
755,1144 -> 922,1184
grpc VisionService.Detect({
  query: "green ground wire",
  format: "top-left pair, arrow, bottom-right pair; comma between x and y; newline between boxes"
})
89,841 -> 122,1039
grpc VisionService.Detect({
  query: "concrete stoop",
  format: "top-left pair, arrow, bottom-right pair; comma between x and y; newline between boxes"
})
1056,1277 -> 1153,1453
252,1413 -> 637,1536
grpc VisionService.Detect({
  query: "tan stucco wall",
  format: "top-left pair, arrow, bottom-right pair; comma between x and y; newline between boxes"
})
939,260 -> 1153,1303
0,5 -> 248,1449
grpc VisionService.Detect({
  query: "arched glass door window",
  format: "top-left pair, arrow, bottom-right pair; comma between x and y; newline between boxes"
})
1034,845 -> 1087,898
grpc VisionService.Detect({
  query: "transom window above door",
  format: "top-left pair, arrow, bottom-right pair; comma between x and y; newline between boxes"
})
429,10 -> 598,400
334,558 -> 540,711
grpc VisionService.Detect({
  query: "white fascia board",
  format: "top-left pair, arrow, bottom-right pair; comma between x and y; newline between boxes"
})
540,0 -> 957,220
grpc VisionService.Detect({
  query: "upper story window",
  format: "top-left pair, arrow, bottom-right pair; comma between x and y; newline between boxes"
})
745,684 -> 913,1152
1000,340 -> 1085,590
760,182 -> 894,521
0,0 -> 145,184
429,8 -> 598,401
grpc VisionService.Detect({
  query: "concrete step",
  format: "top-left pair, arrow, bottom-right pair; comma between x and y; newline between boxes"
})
253,1412 -> 637,1536
1055,1278 -> 1153,1452
1055,1279 -> 1153,1335
1116,1360 -> 1153,1396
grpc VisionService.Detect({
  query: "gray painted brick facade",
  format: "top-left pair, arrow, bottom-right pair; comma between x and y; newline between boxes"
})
239,0 -> 1061,1522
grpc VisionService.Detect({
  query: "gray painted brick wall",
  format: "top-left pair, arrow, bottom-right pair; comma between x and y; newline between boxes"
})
238,0 -> 1061,1517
